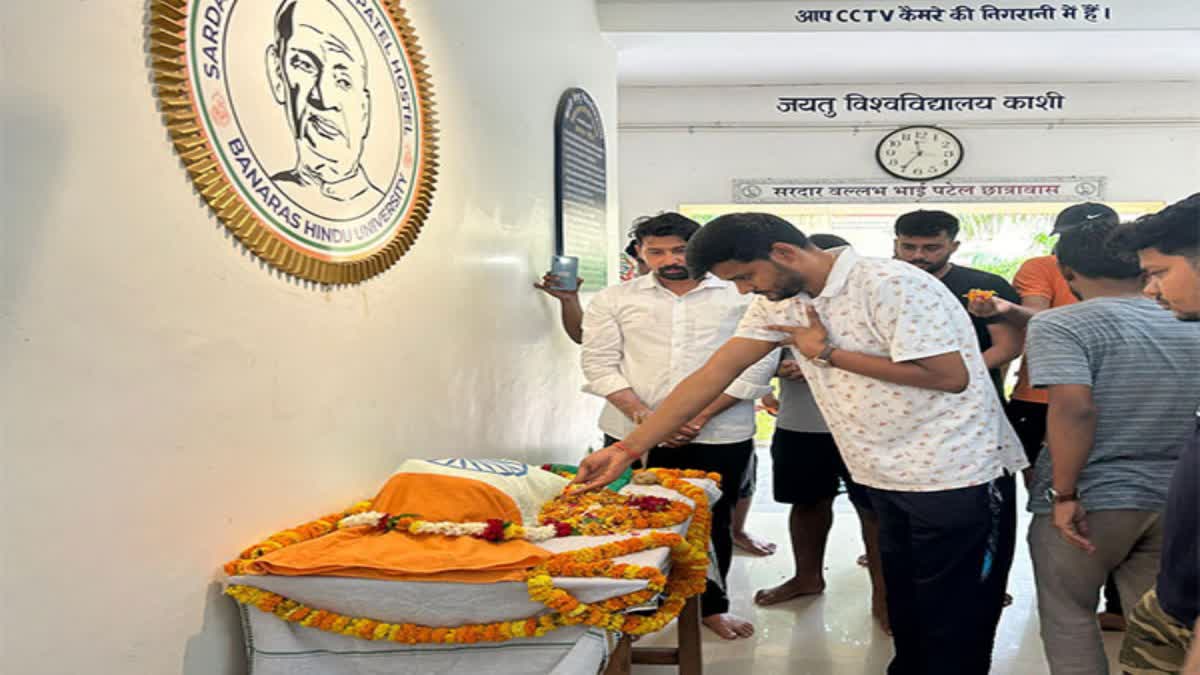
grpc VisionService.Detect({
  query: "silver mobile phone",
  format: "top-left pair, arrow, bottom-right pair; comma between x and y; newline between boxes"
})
550,255 -> 579,291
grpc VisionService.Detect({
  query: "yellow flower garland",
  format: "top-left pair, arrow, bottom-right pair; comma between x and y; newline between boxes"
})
225,468 -> 715,644
225,500 -> 373,576
226,584 -> 567,643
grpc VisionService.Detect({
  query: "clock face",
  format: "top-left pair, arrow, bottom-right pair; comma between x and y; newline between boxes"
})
876,126 -> 963,181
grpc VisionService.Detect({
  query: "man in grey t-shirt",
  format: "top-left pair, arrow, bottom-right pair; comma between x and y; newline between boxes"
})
1025,219 -> 1200,675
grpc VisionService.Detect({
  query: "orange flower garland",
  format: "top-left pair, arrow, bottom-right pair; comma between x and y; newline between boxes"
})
643,468 -> 722,486
538,491 -> 693,535
224,500 -> 373,576
523,469 -> 714,636
226,584 -> 567,644
965,288 -> 997,302
225,468 -> 715,643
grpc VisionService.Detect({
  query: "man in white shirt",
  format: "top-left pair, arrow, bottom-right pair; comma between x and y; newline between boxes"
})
581,212 -> 778,640
575,213 -> 1027,674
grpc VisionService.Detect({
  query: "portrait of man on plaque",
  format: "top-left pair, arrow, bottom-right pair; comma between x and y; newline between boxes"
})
265,0 -> 385,218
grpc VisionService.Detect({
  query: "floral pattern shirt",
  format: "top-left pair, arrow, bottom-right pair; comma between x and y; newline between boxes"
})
736,247 -> 1028,491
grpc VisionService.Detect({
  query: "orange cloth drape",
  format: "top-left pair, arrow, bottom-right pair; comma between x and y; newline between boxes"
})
245,473 -> 551,583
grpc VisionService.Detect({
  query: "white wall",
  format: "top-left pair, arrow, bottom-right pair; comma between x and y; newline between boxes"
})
0,2 -> 616,673
618,83 -> 1200,224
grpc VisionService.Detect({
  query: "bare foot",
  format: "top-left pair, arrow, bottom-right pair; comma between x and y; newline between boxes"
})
733,531 -> 777,556
1098,612 -> 1127,632
872,590 -> 892,635
702,613 -> 755,640
856,554 -> 869,567
754,577 -> 826,606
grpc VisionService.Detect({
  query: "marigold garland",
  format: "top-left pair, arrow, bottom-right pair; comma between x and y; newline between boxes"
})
540,464 -> 578,481
965,288 -> 997,302
226,584 -> 567,644
225,468 -> 714,643
224,500 -> 373,576
537,490 -> 693,535
639,468 -> 722,486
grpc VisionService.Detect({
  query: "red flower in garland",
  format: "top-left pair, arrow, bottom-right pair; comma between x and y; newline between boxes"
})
375,515 -> 392,532
544,519 -> 574,537
479,519 -> 506,542
627,496 -> 670,513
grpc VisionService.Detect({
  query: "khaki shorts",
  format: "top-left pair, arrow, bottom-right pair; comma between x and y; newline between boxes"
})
1120,588 -> 1195,674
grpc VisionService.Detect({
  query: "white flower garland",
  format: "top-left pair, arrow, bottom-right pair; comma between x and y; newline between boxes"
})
337,512 -> 561,542
338,512 -> 388,529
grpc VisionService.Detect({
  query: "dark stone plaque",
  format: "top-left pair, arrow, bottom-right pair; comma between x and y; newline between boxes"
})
555,88 -> 608,287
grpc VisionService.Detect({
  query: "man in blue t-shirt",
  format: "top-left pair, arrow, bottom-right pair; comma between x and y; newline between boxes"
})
1024,215 -> 1200,675
1111,194 -> 1200,674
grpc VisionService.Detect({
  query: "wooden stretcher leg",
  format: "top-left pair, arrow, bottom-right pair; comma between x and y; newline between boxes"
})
630,594 -> 703,675
603,634 -> 633,675
677,594 -> 703,675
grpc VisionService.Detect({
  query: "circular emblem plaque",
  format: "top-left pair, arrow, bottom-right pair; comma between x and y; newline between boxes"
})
150,0 -> 438,284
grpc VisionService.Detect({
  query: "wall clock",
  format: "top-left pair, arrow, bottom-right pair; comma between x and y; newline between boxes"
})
876,126 -> 963,182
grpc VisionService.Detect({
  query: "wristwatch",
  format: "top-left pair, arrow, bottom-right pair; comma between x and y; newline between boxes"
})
1045,487 -> 1079,504
811,342 -> 836,368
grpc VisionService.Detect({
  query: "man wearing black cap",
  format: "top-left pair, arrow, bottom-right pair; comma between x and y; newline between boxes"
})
969,202 -> 1130,628
968,202 -> 1118,471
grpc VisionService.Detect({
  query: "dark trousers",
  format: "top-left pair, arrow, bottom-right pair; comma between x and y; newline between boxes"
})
1005,398 -> 1048,466
605,434 -> 752,617
867,473 -> 1017,675
1104,574 -> 1124,615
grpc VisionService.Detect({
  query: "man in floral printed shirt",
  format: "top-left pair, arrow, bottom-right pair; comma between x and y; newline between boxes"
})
574,212 -> 1027,675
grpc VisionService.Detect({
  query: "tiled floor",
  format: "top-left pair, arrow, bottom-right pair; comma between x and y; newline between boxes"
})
632,445 -> 1125,674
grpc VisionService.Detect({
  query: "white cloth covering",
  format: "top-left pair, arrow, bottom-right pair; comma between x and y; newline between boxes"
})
228,479 -> 719,675
238,610 -> 614,675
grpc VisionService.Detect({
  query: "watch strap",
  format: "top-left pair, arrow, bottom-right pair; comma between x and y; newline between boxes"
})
1048,488 -> 1080,503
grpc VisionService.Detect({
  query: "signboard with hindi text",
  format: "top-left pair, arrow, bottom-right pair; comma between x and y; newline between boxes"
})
598,0 -> 1200,32
619,82 -> 1199,128
791,3 -> 1112,26
733,177 -> 1106,204
777,90 -> 1066,119
555,88 -> 609,288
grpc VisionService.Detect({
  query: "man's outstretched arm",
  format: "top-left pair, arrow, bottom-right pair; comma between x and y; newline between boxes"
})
572,337 -> 777,491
